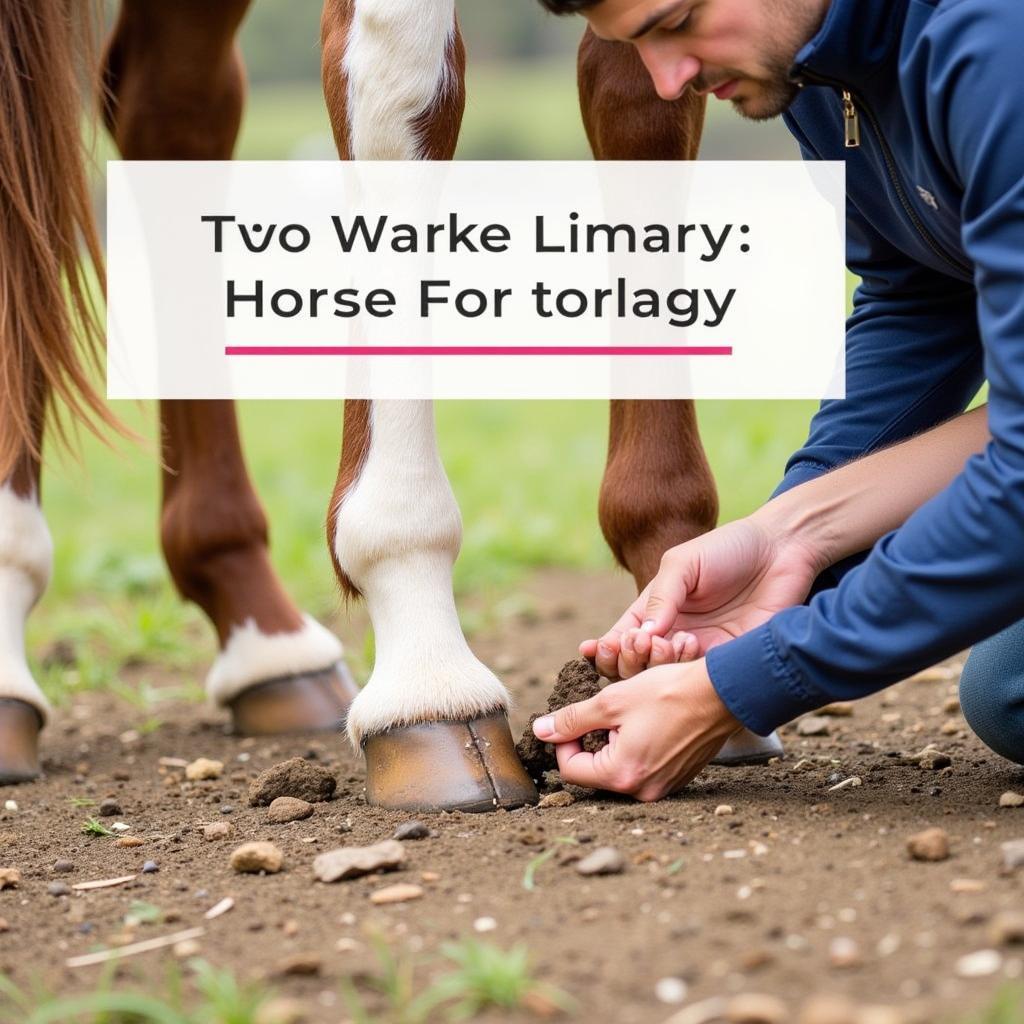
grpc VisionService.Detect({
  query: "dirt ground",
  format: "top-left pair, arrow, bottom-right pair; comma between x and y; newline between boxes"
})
2,567 -> 1023,1023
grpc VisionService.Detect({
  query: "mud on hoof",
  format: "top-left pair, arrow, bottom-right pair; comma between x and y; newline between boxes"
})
362,711 -> 539,813
0,699 -> 43,785
228,662 -> 359,736
711,728 -> 784,766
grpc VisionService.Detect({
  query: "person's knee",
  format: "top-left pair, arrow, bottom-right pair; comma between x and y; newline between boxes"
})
959,619 -> 1024,765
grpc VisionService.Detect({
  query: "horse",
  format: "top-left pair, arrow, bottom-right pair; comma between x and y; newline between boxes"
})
0,0 -> 780,807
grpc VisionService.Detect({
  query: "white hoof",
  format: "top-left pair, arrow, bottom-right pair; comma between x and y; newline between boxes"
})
712,728 -> 784,766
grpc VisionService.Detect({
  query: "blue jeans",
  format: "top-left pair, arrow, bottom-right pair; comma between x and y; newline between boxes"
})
959,618 -> 1024,765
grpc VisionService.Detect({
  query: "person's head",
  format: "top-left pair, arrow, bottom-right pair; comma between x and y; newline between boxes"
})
538,0 -> 830,121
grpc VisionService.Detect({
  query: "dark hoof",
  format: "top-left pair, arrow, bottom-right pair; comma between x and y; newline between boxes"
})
229,662 -> 359,736
711,728 -> 784,767
0,699 -> 43,785
363,711 -> 539,813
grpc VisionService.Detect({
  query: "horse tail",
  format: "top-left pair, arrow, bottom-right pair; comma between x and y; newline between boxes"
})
0,0 -> 126,484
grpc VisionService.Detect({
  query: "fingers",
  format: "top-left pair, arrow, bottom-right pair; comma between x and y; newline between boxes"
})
641,551 -> 692,636
532,691 -> 614,743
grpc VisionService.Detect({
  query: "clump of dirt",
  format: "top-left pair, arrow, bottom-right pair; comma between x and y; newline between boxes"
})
247,756 -> 337,806
516,657 -> 609,781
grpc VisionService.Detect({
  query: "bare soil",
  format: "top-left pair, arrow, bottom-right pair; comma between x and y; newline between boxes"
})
2,567 -> 1023,1023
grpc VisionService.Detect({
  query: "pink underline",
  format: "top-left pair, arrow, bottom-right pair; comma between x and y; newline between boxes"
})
225,345 -> 732,357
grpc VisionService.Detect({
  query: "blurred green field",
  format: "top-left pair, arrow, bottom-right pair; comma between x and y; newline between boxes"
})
30,70 -> 827,703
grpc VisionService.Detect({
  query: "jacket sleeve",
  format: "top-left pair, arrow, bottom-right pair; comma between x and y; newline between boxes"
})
707,4 -> 1024,734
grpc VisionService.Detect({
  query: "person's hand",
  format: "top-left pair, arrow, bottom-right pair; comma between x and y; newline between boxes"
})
531,659 -> 741,801
581,517 -> 823,679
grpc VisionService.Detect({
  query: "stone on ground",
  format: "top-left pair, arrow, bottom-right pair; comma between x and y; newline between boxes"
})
248,758 -> 337,806
906,827 -> 950,862
313,839 -> 406,883
267,797 -> 314,823
575,846 -> 625,876
230,841 -> 284,874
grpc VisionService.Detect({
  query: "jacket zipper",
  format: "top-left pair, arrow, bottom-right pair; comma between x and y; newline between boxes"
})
799,70 -> 973,278
841,91 -> 860,149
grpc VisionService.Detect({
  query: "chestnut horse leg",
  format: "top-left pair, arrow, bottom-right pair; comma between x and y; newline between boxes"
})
102,1 -> 356,733
0,392 -> 49,783
320,0 -> 537,812
579,31 -> 782,764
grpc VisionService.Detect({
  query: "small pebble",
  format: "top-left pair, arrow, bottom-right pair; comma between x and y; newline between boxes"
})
575,846 -> 625,876
1002,838 -> 1024,871
110,822 -> 131,833
1000,791 -> 1024,808
715,805 -> 734,817
369,883 -> 423,905
115,836 -> 144,848
828,936 -> 861,968
950,878 -> 987,894
219,805 -> 235,815
906,827 -> 950,862
473,916 -> 497,933
98,798 -> 122,817
267,797 -> 314,824
797,716 -> 831,737
3,800 -> 18,813
185,757 -> 224,781
53,859 -> 74,874
313,840 -> 406,883
538,790 -> 576,809
393,820 -> 430,841
173,938 -> 202,958
47,882 -> 70,897
654,977 -> 688,1005
955,949 -> 1003,978
142,860 -> 159,874
0,868 -> 21,890
203,821 -> 233,841
230,841 -> 284,874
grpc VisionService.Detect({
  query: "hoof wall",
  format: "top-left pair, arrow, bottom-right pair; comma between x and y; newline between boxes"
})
0,699 -> 42,785
363,712 -> 539,813
712,728 -> 784,767
229,662 -> 358,736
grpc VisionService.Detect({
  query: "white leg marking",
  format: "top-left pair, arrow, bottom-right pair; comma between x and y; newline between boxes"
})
207,614 -> 345,706
0,483 -> 53,720
334,401 -> 508,747
342,0 -> 456,160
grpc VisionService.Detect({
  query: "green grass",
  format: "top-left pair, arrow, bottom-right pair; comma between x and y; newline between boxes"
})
80,817 -> 116,838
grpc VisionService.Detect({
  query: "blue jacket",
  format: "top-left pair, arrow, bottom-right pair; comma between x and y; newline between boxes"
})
706,0 -> 1024,733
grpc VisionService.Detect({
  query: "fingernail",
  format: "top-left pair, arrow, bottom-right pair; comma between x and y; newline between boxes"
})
641,620 -> 656,633
533,715 -> 555,739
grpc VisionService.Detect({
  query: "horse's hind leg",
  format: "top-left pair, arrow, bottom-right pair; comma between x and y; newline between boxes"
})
102,1 -> 357,733
578,31 -> 782,765
320,1 -> 537,812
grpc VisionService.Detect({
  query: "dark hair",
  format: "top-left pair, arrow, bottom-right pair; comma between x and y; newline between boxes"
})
536,0 -> 603,13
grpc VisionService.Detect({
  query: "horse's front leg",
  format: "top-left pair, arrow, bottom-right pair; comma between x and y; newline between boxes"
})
321,2 -> 537,811
0,422 -> 50,783
103,1 -> 357,733
579,31 -> 783,766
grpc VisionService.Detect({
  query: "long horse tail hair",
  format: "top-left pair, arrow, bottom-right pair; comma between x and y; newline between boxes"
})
0,0 -> 127,484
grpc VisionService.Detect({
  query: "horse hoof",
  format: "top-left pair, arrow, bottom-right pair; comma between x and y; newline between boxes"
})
362,711 -> 539,813
711,728 -> 784,766
229,662 -> 359,736
0,699 -> 43,785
